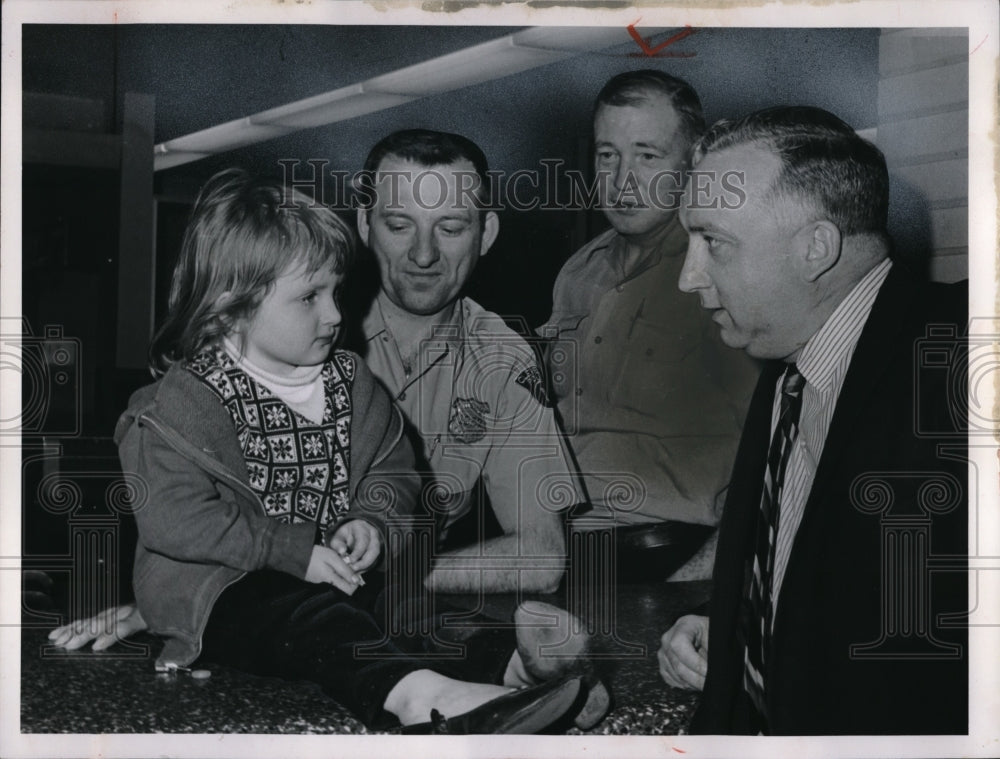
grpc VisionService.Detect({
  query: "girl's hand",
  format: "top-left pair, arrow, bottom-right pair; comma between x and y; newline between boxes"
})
305,545 -> 364,593
329,519 -> 382,573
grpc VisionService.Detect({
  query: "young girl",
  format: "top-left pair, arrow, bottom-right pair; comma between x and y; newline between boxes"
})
101,168 -> 582,733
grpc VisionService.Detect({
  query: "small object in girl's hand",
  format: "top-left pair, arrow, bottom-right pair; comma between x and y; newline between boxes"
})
191,669 -> 212,680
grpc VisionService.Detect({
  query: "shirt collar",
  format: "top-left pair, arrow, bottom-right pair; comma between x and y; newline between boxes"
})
425,302 -> 465,358
362,293 -> 466,360
609,213 -> 686,281
795,257 -> 893,391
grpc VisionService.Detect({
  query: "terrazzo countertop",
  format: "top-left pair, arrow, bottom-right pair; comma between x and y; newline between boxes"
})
21,581 -> 709,735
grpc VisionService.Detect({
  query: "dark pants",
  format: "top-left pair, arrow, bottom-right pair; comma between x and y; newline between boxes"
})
198,570 -> 515,728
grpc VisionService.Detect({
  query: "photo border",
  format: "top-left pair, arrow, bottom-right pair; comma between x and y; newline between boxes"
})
2,1 -> 996,757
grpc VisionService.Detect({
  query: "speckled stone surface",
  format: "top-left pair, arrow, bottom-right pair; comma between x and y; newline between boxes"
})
21,630 -> 372,734
21,581 -> 709,735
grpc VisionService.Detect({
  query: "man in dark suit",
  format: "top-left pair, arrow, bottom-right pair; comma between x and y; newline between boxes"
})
657,106 -> 967,735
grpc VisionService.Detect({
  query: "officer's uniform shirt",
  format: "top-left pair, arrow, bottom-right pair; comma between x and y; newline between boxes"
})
362,296 -> 582,542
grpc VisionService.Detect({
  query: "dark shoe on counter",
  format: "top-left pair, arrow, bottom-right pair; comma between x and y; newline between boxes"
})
513,601 -> 611,730
401,675 -> 582,735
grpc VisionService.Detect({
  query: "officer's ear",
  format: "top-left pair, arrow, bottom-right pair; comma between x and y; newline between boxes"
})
356,208 -> 371,247
479,211 -> 499,257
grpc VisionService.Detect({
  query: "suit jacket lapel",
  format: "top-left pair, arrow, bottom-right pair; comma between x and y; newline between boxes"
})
807,266 -> 915,509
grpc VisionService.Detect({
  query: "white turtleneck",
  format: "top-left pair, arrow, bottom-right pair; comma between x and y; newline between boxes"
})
222,338 -> 326,424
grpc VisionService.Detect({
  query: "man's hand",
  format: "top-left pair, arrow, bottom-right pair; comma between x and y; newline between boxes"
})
48,604 -> 148,651
658,614 -> 710,690
328,519 -> 382,573
305,544 -> 365,593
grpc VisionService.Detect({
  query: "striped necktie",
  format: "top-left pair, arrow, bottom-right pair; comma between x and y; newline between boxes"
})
741,363 -> 805,731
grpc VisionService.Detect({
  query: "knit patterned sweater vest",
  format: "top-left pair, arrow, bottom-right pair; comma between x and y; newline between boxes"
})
186,346 -> 356,531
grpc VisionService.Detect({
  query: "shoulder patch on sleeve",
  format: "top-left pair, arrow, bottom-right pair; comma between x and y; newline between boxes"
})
515,365 -> 551,408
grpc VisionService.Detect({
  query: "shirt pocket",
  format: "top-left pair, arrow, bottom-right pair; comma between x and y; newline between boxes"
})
545,312 -> 587,404
608,314 -> 703,418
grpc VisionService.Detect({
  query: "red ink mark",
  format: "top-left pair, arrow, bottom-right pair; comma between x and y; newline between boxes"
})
672,749 -> 686,754
971,34 -> 988,56
627,21 -> 696,58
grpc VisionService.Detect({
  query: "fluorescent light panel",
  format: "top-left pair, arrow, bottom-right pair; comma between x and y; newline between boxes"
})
251,85 -> 417,129
154,25 -> 675,171
363,36 -> 569,96
152,149 -> 212,171
159,117 -> 294,154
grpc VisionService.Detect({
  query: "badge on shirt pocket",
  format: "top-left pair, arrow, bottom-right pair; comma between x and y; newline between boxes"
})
448,397 -> 490,443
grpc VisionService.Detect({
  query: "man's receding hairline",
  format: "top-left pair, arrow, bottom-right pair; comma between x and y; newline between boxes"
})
734,141 -> 829,221
697,141 -> 820,220
367,153 -> 487,223
372,153 -> 480,177
594,95 -> 693,154
594,89 -> 685,120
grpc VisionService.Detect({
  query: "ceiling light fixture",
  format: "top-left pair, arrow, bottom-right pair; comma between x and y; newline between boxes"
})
153,25 -> 673,171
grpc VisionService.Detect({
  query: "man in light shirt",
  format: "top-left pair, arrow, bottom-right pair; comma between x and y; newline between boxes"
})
657,106 -> 967,735
540,71 -> 758,582
353,129 -> 581,595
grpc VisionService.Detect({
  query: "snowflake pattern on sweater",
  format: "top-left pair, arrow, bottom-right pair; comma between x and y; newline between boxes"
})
186,346 -> 356,530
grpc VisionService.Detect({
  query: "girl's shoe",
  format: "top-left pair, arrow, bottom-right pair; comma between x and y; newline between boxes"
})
400,674 -> 582,734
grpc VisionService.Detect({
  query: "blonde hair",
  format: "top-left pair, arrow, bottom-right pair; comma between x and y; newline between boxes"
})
150,168 -> 355,375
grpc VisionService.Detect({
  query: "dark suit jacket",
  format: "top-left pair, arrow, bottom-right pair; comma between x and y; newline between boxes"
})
691,265 -> 968,735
